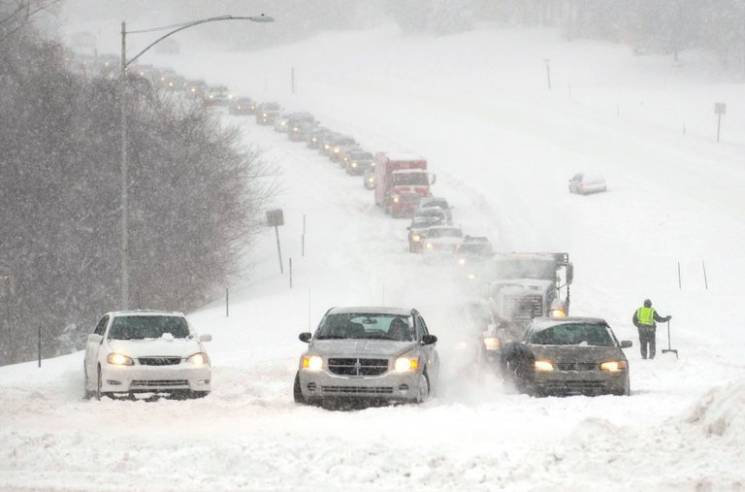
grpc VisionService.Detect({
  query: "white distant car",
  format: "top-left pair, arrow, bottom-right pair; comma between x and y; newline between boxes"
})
421,225 -> 464,254
84,311 -> 212,400
569,173 -> 607,195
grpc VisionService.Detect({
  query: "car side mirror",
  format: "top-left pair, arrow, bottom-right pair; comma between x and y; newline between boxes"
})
199,334 -> 212,342
299,332 -> 312,343
429,173 -> 437,185
421,334 -> 437,345
620,340 -> 632,349
87,333 -> 102,344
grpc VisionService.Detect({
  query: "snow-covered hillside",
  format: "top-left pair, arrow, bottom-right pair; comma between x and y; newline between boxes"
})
2,25 -> 745,491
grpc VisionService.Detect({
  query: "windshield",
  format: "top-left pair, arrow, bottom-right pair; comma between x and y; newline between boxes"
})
459,243 -> 493,255
393,172 -> 428,186
263,103 -> 279,111
426,228 -> 462,238
316,313 -> 414,341
423,200 -> 448,209
530,323 -> 615,346
351,152 -> 372,160
108,316 -> 190,340
493,259 -> 556,280
412,214 -> 443,227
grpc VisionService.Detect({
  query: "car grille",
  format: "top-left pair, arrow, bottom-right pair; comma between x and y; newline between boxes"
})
138,357 -> 182,366
539,381 -> 608,394
131,380 -> 189,388
505,295 -> 544,320
321,386 -> 393,394
327,358 -> 388,376
556,362 -> 598,371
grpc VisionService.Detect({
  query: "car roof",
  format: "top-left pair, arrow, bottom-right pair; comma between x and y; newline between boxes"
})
105,310 -> 186,318
530,317 -> 609,330
328,306 -> 413,316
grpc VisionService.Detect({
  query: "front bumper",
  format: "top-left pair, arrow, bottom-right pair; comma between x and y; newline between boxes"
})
532,370 -> 626,395
100,364 -> 211,393
298,368 -> 419,401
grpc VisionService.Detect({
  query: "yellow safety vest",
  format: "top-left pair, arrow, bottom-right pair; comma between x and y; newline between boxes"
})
636,306 -> 656,326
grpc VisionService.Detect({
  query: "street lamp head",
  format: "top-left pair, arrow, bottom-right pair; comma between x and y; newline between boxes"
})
248,14 -> 274,23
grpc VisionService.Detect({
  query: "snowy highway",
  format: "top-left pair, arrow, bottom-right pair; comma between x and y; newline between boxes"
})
2,22 -> 745,492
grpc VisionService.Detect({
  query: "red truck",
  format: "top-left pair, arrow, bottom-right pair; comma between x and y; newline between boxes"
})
374,152 -> 436,218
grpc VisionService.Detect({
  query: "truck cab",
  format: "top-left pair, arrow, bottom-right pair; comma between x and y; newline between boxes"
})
374,152 -> 436,218
486,253 -> 574,332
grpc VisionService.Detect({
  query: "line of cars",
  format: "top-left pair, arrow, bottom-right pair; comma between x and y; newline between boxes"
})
78,64 -> 630,404
224,92 -> 632,402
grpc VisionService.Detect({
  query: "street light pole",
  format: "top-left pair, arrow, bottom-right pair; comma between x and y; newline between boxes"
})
117,14 -> 273,310
120,21 -> 129,309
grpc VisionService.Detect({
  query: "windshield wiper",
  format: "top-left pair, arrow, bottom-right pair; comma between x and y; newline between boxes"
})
316,335 -> 348,340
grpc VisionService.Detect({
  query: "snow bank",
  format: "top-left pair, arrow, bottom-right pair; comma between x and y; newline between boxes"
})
686,378 -> 745,443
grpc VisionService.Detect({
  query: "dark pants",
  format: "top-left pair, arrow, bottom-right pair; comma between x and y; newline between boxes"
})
638,326 -> 656,359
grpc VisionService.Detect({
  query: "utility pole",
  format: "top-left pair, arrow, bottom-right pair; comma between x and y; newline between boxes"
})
544,58 -> 552,90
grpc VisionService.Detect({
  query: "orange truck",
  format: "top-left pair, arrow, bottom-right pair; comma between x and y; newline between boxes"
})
374,152 -> 435,218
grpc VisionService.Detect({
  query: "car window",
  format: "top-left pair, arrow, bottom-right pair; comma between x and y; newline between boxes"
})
108,316 -> 190,340
316,313 -> 414,341
530,323 -> 615,347
93,316 -> 108,336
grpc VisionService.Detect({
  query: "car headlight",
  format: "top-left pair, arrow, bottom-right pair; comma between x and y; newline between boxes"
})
302,355 -> 323,371
534,360 -> 554,372
351,162 -> 357,168
312,137 -> 317,142
412,234 -> 421,242
394,357 -> 419,372
392,195 -> 400,203
600,361 -> 627,372
426,242 -> 433,249
367,176 -> 375,183
458,257 -> 466,266
263,113 -> 267,117
334,147 -> 340,153
187,352 -> 210,366
107,353 -> 134,366
483,337 -> 501,351
551,308 -> 567,318
467,273 -> 477,280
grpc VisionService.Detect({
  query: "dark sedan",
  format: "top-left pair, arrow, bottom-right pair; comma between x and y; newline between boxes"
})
502,317 -> 632,396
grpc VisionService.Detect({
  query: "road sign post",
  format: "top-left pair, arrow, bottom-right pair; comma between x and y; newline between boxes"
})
266,209 -> 285,274
714,102 -> 726,143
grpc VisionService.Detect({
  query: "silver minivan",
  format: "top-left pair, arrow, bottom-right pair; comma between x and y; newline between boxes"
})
294,306 -> 439,406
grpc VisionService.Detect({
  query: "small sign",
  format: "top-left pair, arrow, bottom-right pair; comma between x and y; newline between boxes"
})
714,102 -> 727,115
266,209 -> 284,227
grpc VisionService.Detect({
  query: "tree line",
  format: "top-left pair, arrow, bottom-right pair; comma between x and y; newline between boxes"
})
0,1 -> 273,365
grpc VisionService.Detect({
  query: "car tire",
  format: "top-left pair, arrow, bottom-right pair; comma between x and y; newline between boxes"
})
414,371 -> 430,404
190,391 -> 210,399
83,364 -> 94,400
95,365 -> 105,401
293,372 -> 307,405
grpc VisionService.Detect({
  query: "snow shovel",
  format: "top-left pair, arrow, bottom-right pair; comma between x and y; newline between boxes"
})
661,320 -> 678,359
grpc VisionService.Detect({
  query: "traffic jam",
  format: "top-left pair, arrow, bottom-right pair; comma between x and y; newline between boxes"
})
81,56 -> 630,405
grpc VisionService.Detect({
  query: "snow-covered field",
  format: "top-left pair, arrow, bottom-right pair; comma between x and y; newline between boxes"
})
2,25 -> 745,491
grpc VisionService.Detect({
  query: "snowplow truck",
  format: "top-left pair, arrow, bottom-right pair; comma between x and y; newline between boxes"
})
486,253 -> 574,331
374,152 -> 435,218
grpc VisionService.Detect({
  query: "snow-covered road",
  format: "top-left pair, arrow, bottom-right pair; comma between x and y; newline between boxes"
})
2,25 -> 745,491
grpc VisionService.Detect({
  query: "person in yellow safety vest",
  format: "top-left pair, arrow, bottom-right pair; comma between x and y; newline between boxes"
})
632,299 -> 671,359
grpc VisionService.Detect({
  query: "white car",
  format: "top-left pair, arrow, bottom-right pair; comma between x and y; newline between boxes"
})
568,173 -> 607,195
422,225 -> 464,254
84,311 -> 212,400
